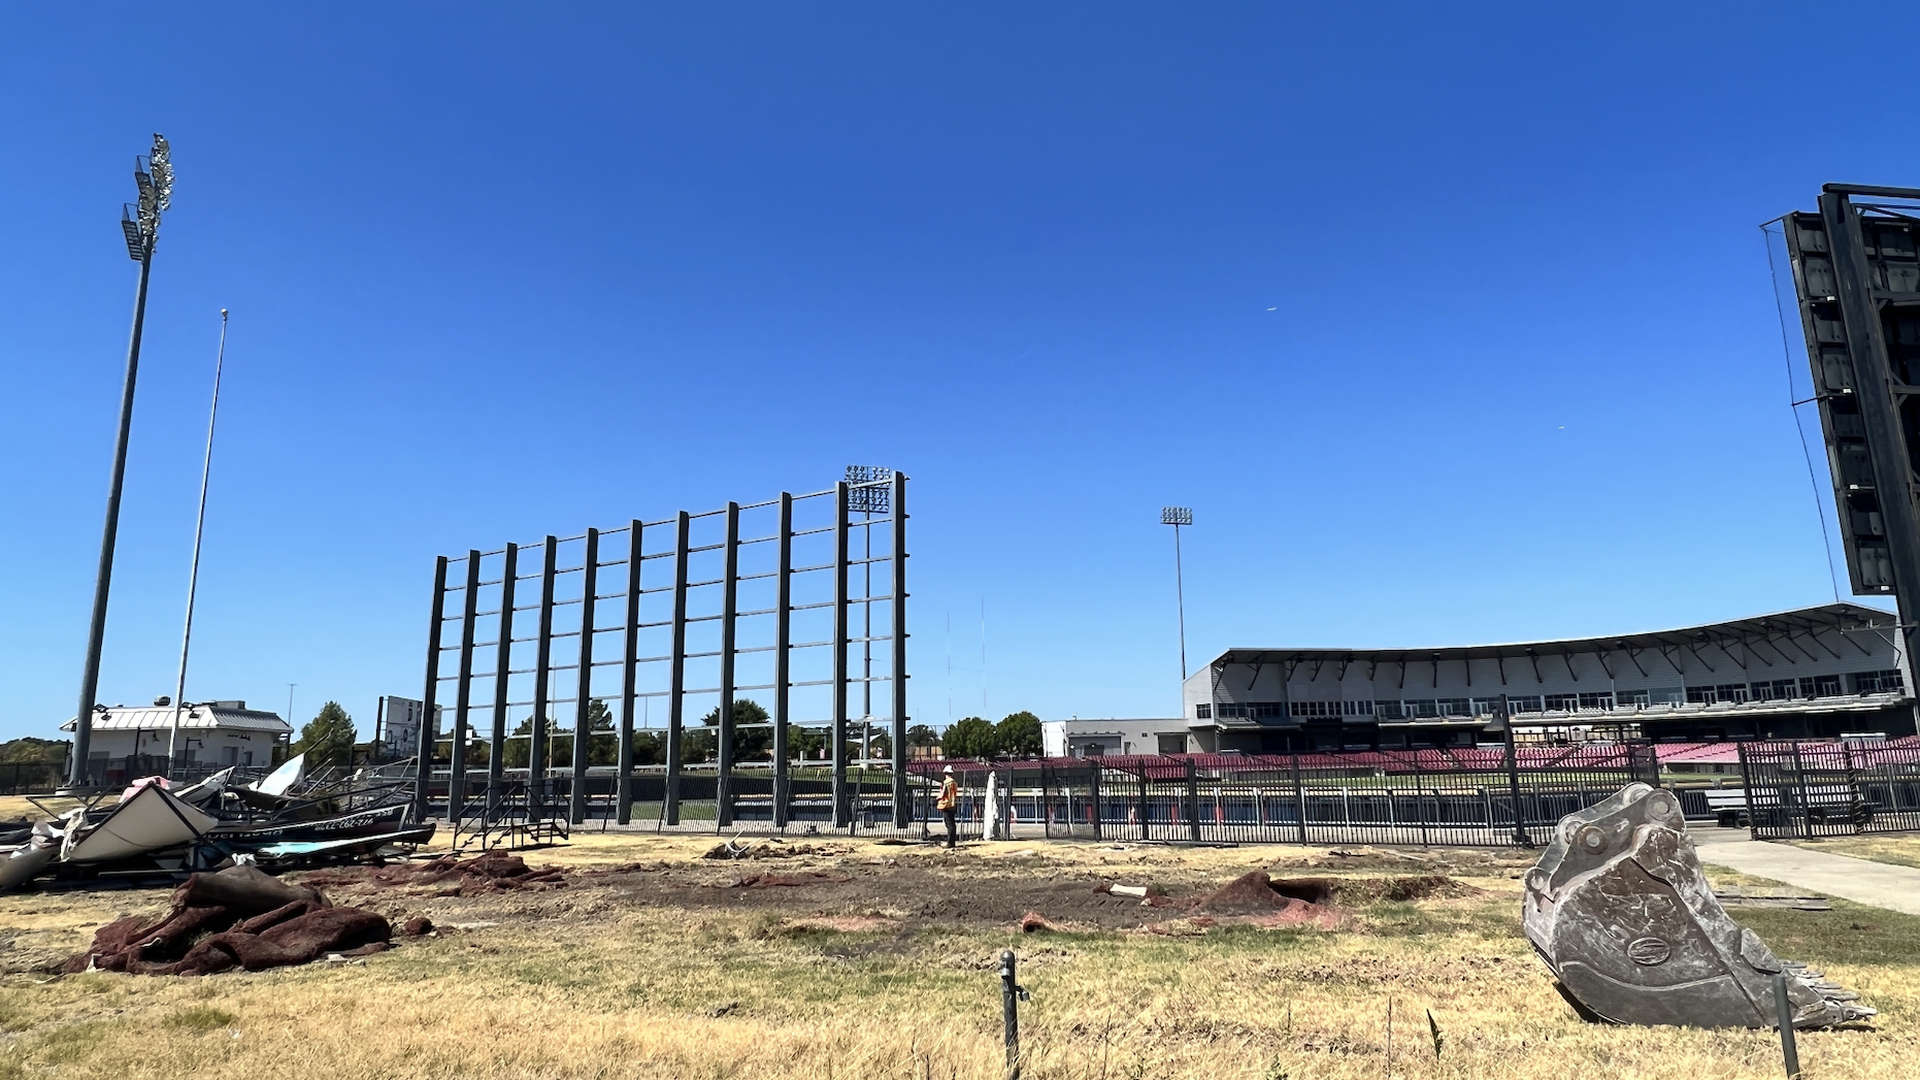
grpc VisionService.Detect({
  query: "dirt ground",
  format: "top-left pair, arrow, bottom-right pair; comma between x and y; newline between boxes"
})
0,833 -> 1916,1079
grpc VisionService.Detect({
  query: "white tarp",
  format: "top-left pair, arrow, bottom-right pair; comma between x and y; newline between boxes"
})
251,752 -> 305,797
63,783 -> 218,863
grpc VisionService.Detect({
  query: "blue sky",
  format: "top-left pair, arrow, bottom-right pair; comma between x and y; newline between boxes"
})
0,4 -> 1908,740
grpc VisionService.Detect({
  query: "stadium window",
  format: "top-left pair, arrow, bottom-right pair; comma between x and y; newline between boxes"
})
1507,696 -> 1544,713
1217,703 -> 1249,718
1802,675 -> 1842,698
1157,734 -> 1187,754
1685,686 -> 1715,705
1407,699 -> 1438,718
1577,692 -> 1614,711
1252,703 -> 1285,719
1544,694 -> 1578,711
1194,704 -> 1211,720
1852,669 -> 1906,694
1715,684 -> 1749,703
1375,701 -> 1406,720
1617,690 -> 1650,708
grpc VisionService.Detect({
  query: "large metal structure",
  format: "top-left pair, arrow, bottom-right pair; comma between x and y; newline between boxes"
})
414,474 -> 908,829
1783,185 -> 1920,726
70,134 -> 174,788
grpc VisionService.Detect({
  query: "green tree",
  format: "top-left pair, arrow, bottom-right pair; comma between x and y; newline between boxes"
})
503,716 -> 546,769
503,701 -> 616,769
291,701 -> 357,768
786,724 -> 826,761
905,724 -> 939,749
994,711 -> 1044,759
941,716 -> 996,759
686,698 -> 772,764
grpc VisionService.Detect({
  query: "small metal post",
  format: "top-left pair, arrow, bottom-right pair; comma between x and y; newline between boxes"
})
773,494 -> 793,828
618,520 -> 641,825
666,511 -> 690,825
570,528 -> 598,825
832,482 -> 851,827
717,503 -> 740,827
1087,762 -> 1102,841
530,537 -> 558,787
1773,971 -> 1802,1077
891,472 -> 910,826
1185,758 -> 1202,842
415,556 -> 448,821
451,550 -> 480,823
999,950 -> 1027,1080
1502,694 -> 1532,847
490,544 -> 517,817
1291,752 -> 1309,844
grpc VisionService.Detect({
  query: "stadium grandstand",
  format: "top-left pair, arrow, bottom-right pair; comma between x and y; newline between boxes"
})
1181,602 -> 1914,752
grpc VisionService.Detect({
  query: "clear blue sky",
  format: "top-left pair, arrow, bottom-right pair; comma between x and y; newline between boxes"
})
1,4 -> 1908,741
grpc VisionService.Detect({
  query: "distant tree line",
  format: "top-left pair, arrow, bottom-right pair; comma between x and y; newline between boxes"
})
937,711 -> 1043,760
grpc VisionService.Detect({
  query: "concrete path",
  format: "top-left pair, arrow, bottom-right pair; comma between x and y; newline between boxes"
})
1691,827 -> 1920,916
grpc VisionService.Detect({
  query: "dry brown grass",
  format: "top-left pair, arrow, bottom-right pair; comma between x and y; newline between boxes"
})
0,836 -> 1914,1079
1785,833 -> 1920,870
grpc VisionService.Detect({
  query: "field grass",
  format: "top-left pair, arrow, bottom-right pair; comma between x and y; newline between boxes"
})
1784,833 -> 1920,871
0,835 -> 1915,1078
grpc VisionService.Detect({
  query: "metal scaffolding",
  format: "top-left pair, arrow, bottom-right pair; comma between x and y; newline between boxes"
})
413,474 -> 909,830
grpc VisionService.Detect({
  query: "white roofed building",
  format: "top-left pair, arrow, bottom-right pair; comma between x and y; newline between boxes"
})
60,699 -> 293,780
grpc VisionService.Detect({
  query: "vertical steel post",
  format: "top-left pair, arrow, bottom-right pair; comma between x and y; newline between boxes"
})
450,551 -> 480,823
716,503 -> 740,827
666,511 -> 690,825
999,950 -> 1024,1080
70,238 -> 157,788
1291,752 -> 1309,845
618,520 -> 641,825
891,473 -> 909,826
1502,694 -> 1532,847
832,482 -> 851,827
773,494 -> 794,827
1773,971 -> 1802,1076
415,556 -> 448,821
489,544 -> 517,815
570,528 -> 598,825
530,537 -> 558,789
1185,758 -> 1202,842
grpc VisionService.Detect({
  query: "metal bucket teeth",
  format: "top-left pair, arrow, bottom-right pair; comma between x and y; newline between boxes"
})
1521,783 -> 1873,1029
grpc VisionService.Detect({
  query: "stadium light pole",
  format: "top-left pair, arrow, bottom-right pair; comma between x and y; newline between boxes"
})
167,309 -> 230,774
69,134 -> 173,790
1161,507 -> 1192,683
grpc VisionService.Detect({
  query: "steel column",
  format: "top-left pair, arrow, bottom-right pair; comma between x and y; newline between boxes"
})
570,528 -> 598,825
415,555 -> 448,821
717,503 -> 740,827
1185,759 -> 1202,842
489,544 -> 517,815
530,536 -> 557,787
831,482 -> 850,827
773,493 -> 793,827
665,511 -> 690,825
450,550 -> 480,821
618,519 -> 641,825
1821,191 -> 1920,713
890,472 -> 909,826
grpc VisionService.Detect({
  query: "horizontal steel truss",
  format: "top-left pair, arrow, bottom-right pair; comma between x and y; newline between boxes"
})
417,476 -> 908,829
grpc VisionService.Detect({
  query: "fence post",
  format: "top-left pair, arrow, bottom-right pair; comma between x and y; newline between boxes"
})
1136,766 -> 1150,841
1792,742 -> 1812,841
1842,739 -> 1864,834
1501,695 -> 1532,848
1291,751 -> 1308,845
1185,759 -> 1202,842
999,950 -> 1027,1080
1088,764 -> 1103,841
1738,742 -> 1760,839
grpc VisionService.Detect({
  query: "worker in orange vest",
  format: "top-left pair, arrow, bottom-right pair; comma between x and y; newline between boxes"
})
937,764 -> 959,848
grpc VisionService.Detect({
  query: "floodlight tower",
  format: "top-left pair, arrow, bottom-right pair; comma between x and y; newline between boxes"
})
846,465 -> 893,759
1161,507 -> 1192,685
69,134 -> 173,789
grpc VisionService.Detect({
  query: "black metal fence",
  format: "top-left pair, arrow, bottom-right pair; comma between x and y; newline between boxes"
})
1738,739 -> 1920,839
0,756 -> 270,796
928,744 -> 1660,847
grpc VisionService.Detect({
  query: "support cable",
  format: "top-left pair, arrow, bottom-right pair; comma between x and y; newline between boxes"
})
1764,221 -> 1843,604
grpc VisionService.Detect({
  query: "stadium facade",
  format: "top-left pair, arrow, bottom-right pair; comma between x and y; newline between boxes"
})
1181,602 -> 1915,752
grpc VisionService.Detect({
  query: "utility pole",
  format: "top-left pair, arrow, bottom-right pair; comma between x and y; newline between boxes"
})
1161,507 -> 1192,685
167,310 -> 229,774
69,134 -> 173,790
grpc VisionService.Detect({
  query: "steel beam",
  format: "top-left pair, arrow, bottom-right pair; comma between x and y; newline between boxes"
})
450,550 -> 480,822
666,511 -> 690,825
570,528 -> 598,825
530,536 -> 557,787
832,481 -> 850,828
489,544 -> 516,815
890,472 -> 909,826
717,502 -> 740,827
415,555 -> 448,821
773,493 -> 793,828
618,519 -> 641,825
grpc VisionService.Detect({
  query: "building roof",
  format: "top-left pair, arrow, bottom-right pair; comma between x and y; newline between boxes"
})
60,701 -> 291,735
1203,602 -> 1899,668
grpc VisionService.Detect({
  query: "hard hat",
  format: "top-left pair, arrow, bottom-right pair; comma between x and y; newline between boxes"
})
942,764 -> 953,774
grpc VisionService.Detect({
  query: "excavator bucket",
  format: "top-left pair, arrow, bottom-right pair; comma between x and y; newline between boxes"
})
1522,783 -> 1873,1029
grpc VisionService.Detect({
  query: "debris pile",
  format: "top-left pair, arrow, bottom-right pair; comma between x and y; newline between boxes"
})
65,865 -> 395,976
1,755 -> 434,894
